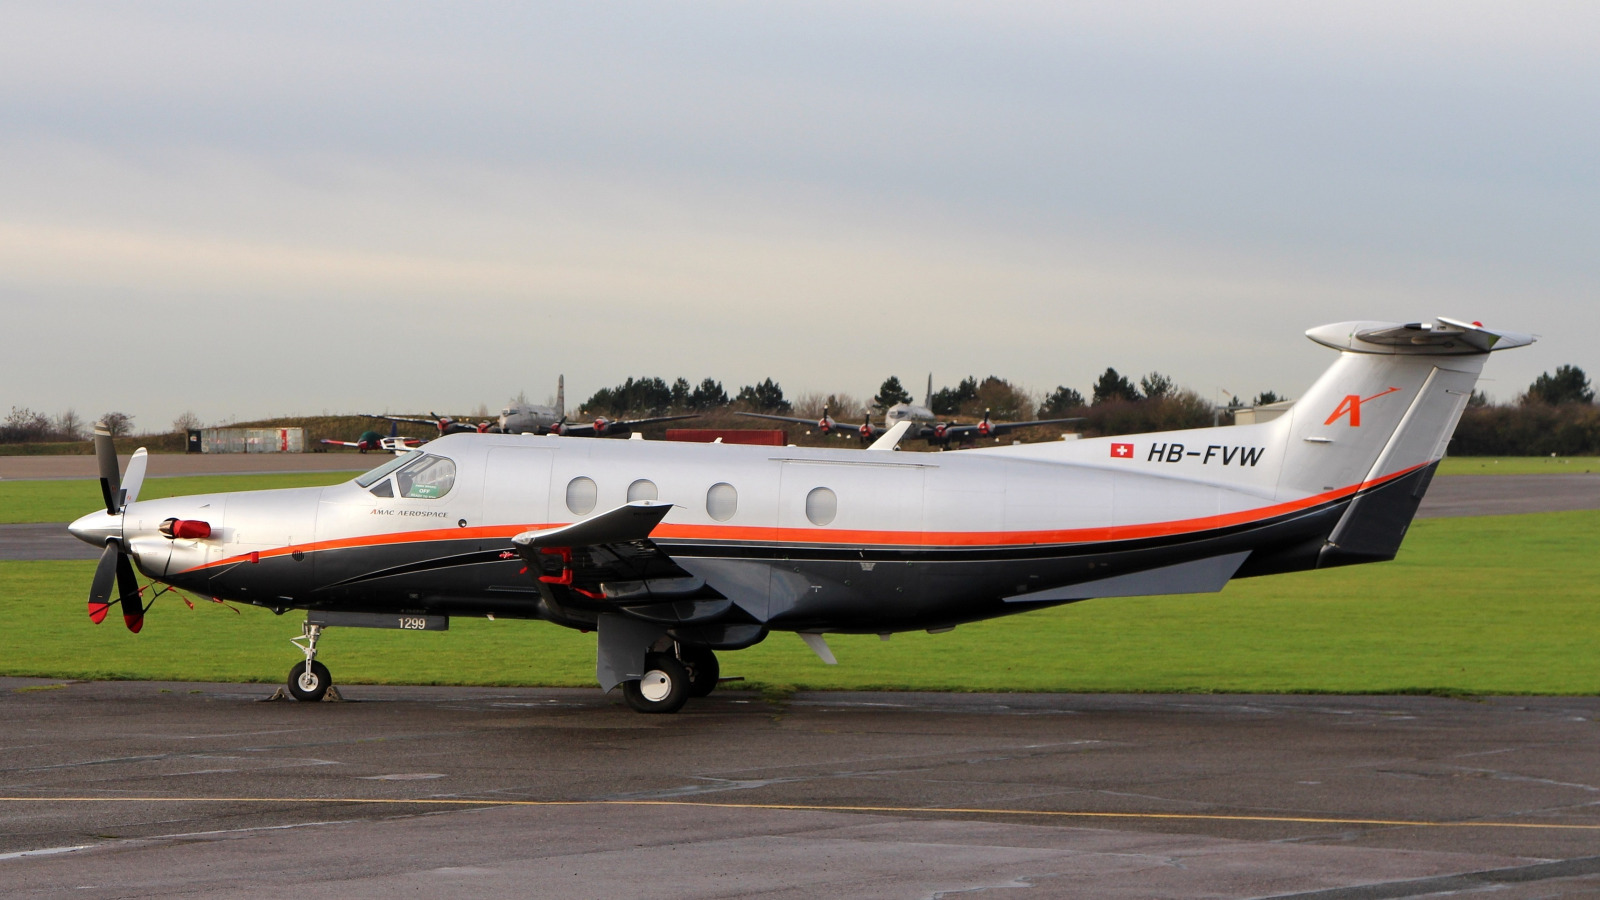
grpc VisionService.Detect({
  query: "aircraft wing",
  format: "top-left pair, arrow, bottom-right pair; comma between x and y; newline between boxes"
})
935,416 -> 1084,442
319,439 -> 365,448
514,501 -> 675,549
511,502 -> 714,604
734,412 -> 820,427
734,411 -> 878,438
365,413 -> 444,427
559,413 -> 699,437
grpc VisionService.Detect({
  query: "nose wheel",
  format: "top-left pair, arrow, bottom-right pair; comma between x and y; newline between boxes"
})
286,622 -> 333,702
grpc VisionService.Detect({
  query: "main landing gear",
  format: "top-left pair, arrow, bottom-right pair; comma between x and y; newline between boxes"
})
287,621 -> 332,702
621,645 -> 720,714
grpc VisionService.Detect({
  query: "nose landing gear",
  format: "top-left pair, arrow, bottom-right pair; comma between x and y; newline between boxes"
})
286,622 -> 333,702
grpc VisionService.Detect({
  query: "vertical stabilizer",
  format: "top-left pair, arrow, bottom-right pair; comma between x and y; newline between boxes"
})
925,373 -> 933,408
557,375 -> 565,418
1276,319 -> 1533,566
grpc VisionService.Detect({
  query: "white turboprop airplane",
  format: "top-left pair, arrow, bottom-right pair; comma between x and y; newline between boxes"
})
69,318 -> 1532,713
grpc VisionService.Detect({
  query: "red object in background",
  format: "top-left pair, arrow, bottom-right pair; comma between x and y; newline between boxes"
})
1110,442 -> 1134,458
665,429 -> 786,446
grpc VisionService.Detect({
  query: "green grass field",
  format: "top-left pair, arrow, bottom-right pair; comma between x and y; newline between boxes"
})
3,510 -> 1596,695
0,472 -> 358,524
1437,456 -> 1600,475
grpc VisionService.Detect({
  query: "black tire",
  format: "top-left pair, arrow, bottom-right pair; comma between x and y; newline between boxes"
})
622,654 -> 689,714
681,645 -> 720,698
287,660 -> 332,702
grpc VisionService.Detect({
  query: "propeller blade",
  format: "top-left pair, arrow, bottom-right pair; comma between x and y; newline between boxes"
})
88,543 -> 119,624
117,553 -> 143,633
122,448 -> 149,508
94,422 -> 121,514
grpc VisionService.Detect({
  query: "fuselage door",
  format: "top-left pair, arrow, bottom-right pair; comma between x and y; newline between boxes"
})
479,446 -> 556,596
481,446 -> 556,531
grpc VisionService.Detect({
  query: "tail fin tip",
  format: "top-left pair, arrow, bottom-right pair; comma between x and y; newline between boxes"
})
1307,318 -> 1536,355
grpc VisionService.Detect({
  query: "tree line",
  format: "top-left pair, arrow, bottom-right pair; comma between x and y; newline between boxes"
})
576,364 -> 1600,454
577,368 -> 1277,436
8,365 -> 1593,453
1451,364 -> 1599,455
0,408 -> 132,444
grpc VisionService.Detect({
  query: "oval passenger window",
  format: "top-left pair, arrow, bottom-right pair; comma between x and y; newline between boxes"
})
805,487 -> 837,526
706,482 -> 737,522
566,476 -> 597,516
627,479 -> 659,502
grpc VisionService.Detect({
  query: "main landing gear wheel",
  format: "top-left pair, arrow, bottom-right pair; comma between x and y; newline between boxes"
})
287,660 -> 331,702
681,645 -> 720,698
623,653 -> 689,714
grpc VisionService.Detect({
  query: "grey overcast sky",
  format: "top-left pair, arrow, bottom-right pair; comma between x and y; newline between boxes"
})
3,1 -> 1595,428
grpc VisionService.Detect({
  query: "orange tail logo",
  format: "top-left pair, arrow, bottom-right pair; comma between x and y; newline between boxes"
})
1325,387 -> 1401,427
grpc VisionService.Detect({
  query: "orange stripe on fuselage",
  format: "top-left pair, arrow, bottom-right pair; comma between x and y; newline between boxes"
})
184,463 -> 1427,573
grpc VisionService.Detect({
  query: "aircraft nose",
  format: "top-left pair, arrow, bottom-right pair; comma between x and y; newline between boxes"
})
68,510 -> 119,546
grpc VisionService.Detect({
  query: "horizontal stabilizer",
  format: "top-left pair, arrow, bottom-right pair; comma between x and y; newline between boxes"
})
513,501 -> 674,549
1307,318 -> 1536,356
1004,551 -> 1251,603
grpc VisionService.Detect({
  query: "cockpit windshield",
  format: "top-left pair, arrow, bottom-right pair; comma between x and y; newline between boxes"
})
355,451 -> 418,487
357,452 -> 457,499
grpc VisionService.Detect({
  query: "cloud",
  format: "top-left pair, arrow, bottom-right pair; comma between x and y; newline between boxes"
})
1,2 -> 1593,422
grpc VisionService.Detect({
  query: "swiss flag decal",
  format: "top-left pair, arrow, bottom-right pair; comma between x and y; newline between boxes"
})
1111,443 -> 1134,459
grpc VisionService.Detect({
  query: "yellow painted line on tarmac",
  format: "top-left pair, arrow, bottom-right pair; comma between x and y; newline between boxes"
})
1,796 -> 1597,831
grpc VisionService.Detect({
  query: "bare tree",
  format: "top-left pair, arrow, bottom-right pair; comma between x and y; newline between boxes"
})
99,412 -> 135,437
55,409 -> 85,441
3,407 -> 52,442
793,392 -> 828,418
172,411 -> 203,433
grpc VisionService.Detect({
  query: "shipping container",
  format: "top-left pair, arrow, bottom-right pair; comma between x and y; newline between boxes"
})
198,427 -> 304,453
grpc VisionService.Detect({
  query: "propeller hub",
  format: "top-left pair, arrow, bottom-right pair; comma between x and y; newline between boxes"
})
68,510 -> 120,547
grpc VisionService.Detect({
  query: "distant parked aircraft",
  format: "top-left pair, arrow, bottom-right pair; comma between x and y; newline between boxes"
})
740,375 -> 1081,447
374,376 -> 696,440
320,421 -> 422,454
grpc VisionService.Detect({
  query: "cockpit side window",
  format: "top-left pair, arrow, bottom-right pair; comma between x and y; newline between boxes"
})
395,454 -> 456,499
